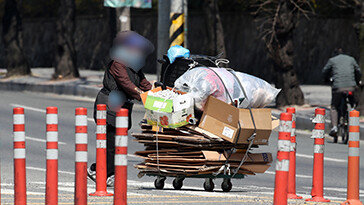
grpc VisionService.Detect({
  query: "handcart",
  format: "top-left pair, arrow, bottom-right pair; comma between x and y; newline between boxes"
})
150,173 -> 245,192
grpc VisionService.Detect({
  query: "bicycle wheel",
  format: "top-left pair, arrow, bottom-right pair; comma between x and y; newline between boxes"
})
342,126 -> 349,144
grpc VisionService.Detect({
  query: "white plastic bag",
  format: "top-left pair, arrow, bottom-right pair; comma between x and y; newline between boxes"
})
174,67 -> 280,110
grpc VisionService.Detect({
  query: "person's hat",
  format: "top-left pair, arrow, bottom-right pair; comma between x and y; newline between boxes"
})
113,31 -> 155,55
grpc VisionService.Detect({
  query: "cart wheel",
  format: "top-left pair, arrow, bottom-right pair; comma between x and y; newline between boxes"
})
203,178 -> 214,192
221,178 -> 232,192
173,178 -> 184,190
154,176 -> 166,189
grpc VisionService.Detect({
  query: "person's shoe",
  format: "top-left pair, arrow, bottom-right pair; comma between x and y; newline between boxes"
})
87,163 -> 96,183
106,175 -> 115,187
329,126 -> 338,137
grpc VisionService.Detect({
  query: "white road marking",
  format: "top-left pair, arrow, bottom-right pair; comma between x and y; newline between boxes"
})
26,136 -> 66,145
264,171 -> 311,179
10,103 -> 95,123
302,186 -> 364,194
296,153 -> 347,163
247,191 -> 347,201
25,154 -> 137,176
0,188 -> 45,195
127,179 -> 349,200
11,104 -> 46,113
30,181 -> 142,196
26,166 -> 75,175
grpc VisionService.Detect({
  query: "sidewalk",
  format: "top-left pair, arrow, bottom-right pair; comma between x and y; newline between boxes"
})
0,68 -> 157,98
1,68 -> 363,139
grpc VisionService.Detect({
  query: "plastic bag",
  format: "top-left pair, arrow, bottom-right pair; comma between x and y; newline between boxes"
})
174,67 -> 280,110
167,45 -> 190,64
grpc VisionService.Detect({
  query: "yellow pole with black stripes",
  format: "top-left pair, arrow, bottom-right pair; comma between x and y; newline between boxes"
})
170,0 -> 184,47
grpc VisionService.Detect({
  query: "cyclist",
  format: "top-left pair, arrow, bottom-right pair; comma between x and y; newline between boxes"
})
322,48 -> 361,137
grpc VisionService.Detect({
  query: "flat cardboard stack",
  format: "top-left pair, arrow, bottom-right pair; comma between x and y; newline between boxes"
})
132,124 -> 272,176
133,95 -> 277,177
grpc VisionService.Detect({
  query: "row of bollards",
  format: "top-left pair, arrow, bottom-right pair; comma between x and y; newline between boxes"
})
10,105 -> 128,205
274,108 -> 362,205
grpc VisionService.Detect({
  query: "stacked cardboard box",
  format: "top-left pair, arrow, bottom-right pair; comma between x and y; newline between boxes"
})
132,124 -> 273,176
133,95 -> 278,177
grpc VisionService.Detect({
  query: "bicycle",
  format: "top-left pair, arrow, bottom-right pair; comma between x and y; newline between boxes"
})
335,90 -> 356,144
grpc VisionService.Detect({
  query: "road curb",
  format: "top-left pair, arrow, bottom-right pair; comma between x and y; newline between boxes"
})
0,81 -> 99,99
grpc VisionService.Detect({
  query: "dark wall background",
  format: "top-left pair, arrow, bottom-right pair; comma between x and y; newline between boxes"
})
0,11 -> 359,84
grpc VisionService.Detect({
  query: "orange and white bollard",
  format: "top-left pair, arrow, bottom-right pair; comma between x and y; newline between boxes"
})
113,109 -> 128,205
13,107 -> 27,205
306,108 -> 330,202
90,104 -> 113,196
46,107 -> 59,205
341,110 -> 363,205
74,108 -> 88,205
286,107 -> 302,199
273,112 -> 292,205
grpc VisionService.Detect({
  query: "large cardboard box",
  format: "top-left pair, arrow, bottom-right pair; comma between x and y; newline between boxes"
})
140,87 -> 194,128
198,96 -> 272,145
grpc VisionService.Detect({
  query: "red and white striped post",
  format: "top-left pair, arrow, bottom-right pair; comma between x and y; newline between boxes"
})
75,108 -> 88,205
286,107 -> 302,199
273,112 -> 292,205
114,109 -> 128,205
13,107 -> 26,205
341,110 -> 363,205
90,104 -> 113,196
306,108 -> 330,202
46,107 -> 59,205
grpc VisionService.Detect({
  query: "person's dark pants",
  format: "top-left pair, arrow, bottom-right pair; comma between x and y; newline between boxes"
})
330,87 -> 355,128
106,124 -> 116,177
106,108 -> 132,177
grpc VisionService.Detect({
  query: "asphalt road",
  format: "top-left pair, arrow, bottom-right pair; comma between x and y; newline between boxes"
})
0,91 -> 363,205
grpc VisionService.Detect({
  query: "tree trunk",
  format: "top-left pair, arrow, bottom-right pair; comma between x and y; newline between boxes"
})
54,0 -> 79,79
269,1 -> 304,107
203,0 -> 226,58
2,0 -> 30,77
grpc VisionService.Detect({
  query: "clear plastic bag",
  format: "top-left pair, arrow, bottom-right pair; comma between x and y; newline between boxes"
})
174,67 -> 280,110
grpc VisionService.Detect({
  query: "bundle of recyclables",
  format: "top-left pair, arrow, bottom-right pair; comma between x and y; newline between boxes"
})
133,48 -> 280,191
174,67 -> 280,111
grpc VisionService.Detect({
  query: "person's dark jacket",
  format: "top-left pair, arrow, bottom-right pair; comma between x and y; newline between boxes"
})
322,54 -> 361,88
94,61 -> 152,127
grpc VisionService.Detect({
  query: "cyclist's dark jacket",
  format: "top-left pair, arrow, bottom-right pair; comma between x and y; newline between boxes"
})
94,60 -> 151,126
322,54 -> 361,88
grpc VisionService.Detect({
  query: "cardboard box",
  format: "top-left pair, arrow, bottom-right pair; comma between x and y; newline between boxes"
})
145,107 -> 194,128
198,96 -> 273,145
140,87 -> 194,128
